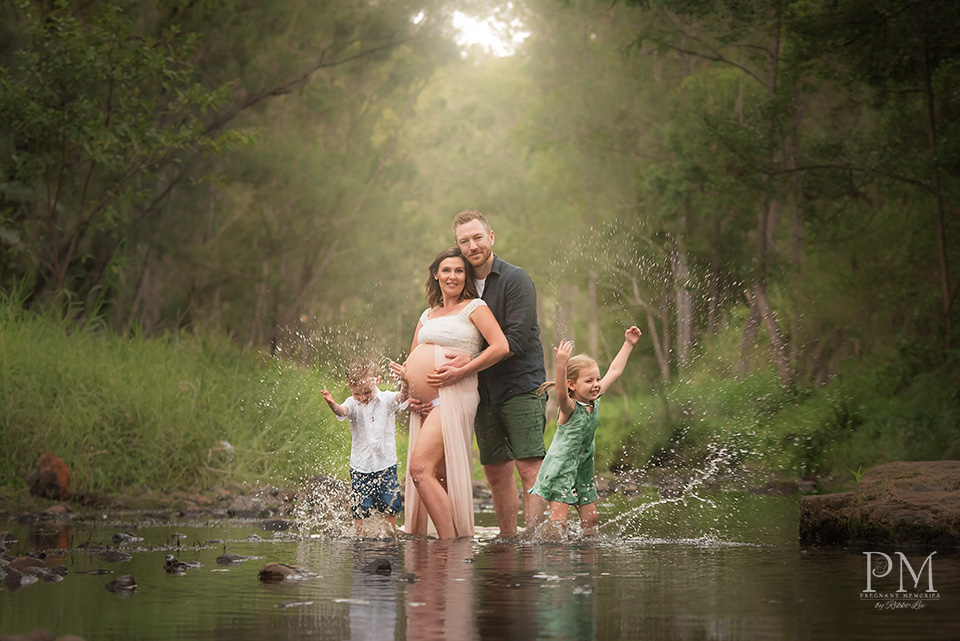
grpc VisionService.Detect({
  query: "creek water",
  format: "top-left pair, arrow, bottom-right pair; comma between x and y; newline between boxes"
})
1,492 -> 958,641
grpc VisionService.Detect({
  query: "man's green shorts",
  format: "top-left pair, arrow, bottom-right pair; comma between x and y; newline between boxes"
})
475,391 -> 547,465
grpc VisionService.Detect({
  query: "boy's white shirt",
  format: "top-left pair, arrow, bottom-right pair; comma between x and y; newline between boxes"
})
337,388 -> 407,473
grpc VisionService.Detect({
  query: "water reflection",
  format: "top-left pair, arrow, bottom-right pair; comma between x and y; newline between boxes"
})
26,522 -> 71,551
536,545 -> 597,641
474,543 -> 598,641
3,496 -> 960,641
348,541 -> 401,641
475,543 -> 540,641
403,539 -> 475,641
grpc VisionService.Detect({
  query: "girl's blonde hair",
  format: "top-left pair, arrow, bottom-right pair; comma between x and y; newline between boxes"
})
537,353 -> 599,397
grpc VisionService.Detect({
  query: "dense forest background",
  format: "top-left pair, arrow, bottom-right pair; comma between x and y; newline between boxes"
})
2,0 -> 958,499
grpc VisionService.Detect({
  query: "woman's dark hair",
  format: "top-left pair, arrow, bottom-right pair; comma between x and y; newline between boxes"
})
425,248 -> 478,308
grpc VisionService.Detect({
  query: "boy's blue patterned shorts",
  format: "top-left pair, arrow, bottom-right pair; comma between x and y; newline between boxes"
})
350,464 -> 403,519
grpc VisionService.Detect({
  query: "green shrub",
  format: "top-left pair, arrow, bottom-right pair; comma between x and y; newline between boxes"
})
0,301 -> 351,497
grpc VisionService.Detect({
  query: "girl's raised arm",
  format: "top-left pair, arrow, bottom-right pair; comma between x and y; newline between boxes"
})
555,340 -> 576,423
598,326 -> 641,395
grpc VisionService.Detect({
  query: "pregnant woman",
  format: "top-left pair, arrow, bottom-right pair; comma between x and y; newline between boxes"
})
392,248 -> 509,538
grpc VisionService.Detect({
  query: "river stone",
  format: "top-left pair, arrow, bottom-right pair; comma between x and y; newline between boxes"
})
260,519 -> 293,532
6,556 -> 46,572
40,504 -> 69,520
361,558 -> 391,575
164,555 -> 201,574
227,496 -> 262,518
215,553 -> 247,565
257,562 -> 318,582
99,549 -> 132,563
110,532 -> 143,545
3,568 -> 37,591
105,574 -> 137,593
0,532 -> 17,554
799,460 -> 960,547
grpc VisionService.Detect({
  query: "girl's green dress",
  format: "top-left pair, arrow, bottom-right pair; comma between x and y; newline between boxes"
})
530,396 -> 601,506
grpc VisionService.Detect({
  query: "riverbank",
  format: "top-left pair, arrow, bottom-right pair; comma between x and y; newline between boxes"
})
0,302 -> 354,502
3,300 -> 958,507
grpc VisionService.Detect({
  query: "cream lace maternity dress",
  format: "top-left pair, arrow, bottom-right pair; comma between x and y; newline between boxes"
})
404,298 -> 485,537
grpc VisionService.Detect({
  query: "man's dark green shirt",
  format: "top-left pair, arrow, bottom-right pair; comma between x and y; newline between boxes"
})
477,256 -> 546,405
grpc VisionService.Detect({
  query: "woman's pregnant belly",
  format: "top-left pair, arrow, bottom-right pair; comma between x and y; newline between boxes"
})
405,343 -> 462,402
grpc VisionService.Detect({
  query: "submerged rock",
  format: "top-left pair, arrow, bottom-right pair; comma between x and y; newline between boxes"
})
3,567 -> 38,591
2,556 -> 66,586
257,562 -> 318,582
215,553 -> 247,565
105,574 -> 137,593
6,556 -> 46,572
164,555 -> 201,574
39,504 -> 70,520
361,558 -> 392,575
99,549 -> 132,563
799,460 -> 960,547
110,532 -> 143,545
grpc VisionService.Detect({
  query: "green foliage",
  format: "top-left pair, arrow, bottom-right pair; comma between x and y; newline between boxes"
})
1,0 -> 959,497
0,297 -> 350,497
0,0 -> 241,313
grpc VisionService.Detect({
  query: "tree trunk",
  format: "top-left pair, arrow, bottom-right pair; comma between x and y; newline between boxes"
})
247,258 -> 269,349
587,171 -> 599,359
626,275 -> 670,381
672,241 -> 694,370
708,216 -> 722,334
737,295 -> 761,377
754,283 -> 794,387
920,6 -> 954,353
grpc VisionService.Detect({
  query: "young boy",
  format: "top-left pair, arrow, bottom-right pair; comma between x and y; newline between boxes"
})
321,359 -> 407,535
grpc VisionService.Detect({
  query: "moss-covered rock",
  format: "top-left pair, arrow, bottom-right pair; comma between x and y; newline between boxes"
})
799,461 -> 960,547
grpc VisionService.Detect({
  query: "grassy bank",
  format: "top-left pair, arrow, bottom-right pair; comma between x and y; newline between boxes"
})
3,299 -> 956,507
592,328 -> 960,490
0,302 -> 375,503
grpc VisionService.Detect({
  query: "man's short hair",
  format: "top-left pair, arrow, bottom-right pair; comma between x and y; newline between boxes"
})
452,209 -> 491,233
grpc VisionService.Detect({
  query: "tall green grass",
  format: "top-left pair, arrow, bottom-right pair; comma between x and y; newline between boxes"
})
594,324 -> 960,488
0,301 -> 358,499
3,297 -> 954,502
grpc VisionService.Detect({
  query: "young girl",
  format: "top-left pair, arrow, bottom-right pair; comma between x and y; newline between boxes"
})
530,326 -> 642,536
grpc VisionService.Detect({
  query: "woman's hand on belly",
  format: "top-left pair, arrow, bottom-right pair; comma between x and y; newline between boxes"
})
426,352 -> 471,388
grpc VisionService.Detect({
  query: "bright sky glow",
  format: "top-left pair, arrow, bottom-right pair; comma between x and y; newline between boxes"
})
452,10 -> 529,57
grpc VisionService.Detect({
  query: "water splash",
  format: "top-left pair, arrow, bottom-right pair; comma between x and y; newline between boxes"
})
293,475 -> 355,539
598,442 -> 740,539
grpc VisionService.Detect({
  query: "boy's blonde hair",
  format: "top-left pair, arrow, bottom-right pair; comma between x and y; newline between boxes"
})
537,353 -> 599,397
345,359 -> 377,387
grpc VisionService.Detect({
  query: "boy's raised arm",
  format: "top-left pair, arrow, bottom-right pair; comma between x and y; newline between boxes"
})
321,389 -> 349,418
